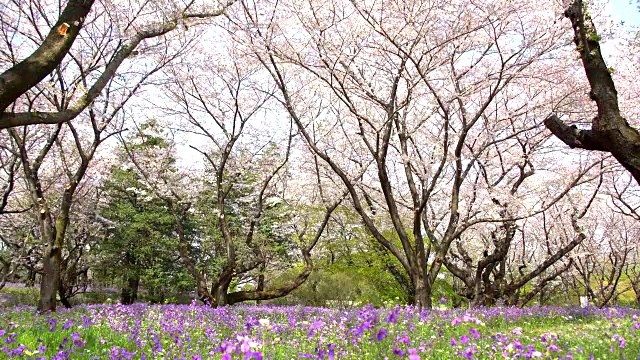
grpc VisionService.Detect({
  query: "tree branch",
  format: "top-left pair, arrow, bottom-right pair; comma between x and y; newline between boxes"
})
0,0 -> 96,113
544,115 -> 608,151
546,0 -> 640,184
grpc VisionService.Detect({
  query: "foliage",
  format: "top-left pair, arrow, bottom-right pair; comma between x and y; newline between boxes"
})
94,123 -> 194,301
0,286 -> 39,307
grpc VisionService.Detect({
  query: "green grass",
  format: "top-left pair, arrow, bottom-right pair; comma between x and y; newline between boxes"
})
0,304 -> 639,359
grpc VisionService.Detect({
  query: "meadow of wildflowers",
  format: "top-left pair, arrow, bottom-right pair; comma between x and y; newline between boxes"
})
0,302 -> 638,359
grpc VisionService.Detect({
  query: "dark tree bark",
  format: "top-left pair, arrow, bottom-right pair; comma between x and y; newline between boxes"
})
545,0 -> 640,185
119,251 -> 139,305
631,279 -> 640,307
120,277 -> 140,305
37,169 -> 84,312
0,0 -> 96,116
58,284 -> 73,309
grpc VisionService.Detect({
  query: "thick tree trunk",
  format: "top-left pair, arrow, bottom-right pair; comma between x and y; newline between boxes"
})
38,245 -> 61,312
414,280 -> 431,309
255,268 -> 265,306
121,288 -> 133,305
402,280 -> 416,306
38,200 -> 73,312
120,277 -> 140,305
58,284 -> 72,309
37,212 -> 62,312
412,262 -> 433,309
120,250 -> 139,305
472,289 -> 500,307
545,0 -> 640,185
212,268 -> 233,307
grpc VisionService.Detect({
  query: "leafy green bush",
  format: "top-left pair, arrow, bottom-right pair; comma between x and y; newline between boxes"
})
0,286 -> 39,307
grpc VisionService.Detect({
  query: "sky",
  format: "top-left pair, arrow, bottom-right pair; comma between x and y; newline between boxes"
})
607,0 -> 640,26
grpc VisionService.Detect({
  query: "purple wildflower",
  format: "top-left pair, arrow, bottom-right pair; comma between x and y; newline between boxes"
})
460,335 -> 470,345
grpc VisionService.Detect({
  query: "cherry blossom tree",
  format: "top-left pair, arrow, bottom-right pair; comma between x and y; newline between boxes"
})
445,157 -> 607,306
147,46 -> 348,305
0,0 -> 230,311
0,0 -> 235,129
234,0 -> 606,308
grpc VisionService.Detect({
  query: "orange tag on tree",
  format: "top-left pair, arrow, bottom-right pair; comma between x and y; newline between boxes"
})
58,23 -> 70,36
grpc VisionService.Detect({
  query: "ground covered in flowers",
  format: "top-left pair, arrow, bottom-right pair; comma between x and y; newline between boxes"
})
0,303 -> 639,359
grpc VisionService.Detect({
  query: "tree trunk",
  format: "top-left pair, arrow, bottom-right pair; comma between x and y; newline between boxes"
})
212,268 -> 233,307
38,211 -> 72,312
255,268 -> 265,306
38,245 -> 61,312
413,273 -> 432,309
545,0 -> 640,185
120,250 -> 139,305
58,284 -> 72,309
472,292 -> 497,307
629,280 -> 640,307
414,285 -> 431,309
213,284 -> 229,306
26,269 -> 36,287
120,277 -> 140,305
